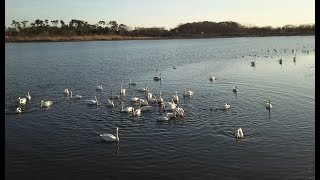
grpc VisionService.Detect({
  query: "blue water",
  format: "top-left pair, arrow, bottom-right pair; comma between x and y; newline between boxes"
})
5,36 -> 315,179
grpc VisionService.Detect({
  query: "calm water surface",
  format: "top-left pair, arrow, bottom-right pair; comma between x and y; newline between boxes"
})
5,36 -> 315,179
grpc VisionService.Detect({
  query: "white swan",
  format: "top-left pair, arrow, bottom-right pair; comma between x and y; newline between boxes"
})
16,107 -> 22,113
209,76 -> 216,81
96,83 -> 103,90
139,84 -> 149,93
266,100 -> 272,109
121,102 -> 134,113
233,86 -> 238,93
64,88 -> 70,95
138,100 -> 152,111
129,79 -> 137,86
162,100 -> 177,111
120,85 -> 125,96
100,127 -> 119,142
131,93 -> 140,103
107,98 -> 114,107
158,91 -> 163,104
18,97 -> 27,105
183,88 -> 194,97
235,128 -> 244,139
148,93 -> 157,103
41,100 -> 53,108
175,107 -> 185,117
26,92 -> 31,101
87,96 -> 98,105
172,91 -> 179,103
70,91 -> 82,99
133,108 -> 141,116
166,112 -> 176,119
138,99 -> 149,106
224,103 -> 230,110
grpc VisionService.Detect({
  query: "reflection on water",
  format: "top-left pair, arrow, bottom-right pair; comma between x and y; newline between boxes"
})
5,36 -> 314,179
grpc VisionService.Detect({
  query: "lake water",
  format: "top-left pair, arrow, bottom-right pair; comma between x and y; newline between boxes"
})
5,36 -> 315,179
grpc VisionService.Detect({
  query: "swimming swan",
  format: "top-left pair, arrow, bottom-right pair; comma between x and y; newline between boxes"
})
183,88 -> 194,97
18,97 -> 27,105
70,91 -> 83,99
266,100 -> 272,109
121,102 -> 134,113
64,88 -> 70,95
16,107 -> 22,113
87,96 -> 98,105
100,127 -> 119,142
26,92 -> 31,101
107,98 -> 114,107
235,128 -> 244,139
96,83 -> 103,90
41,100 -> 53,108
224,103 -> 230,110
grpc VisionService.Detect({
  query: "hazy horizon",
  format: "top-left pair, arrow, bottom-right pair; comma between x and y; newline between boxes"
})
5,0 -> 315,29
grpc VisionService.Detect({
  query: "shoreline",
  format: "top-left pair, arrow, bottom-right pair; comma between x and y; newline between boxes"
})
5,33 -> 314,43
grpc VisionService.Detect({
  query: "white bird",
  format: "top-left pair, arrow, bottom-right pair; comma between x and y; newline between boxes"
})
133,108 -> 141,116
158,116 -> 169,121
128,79 -> 136,86
162,100 -> 177,111
233,86 -> 238,93
121,102 -> 134,113
266,100 -> 272,109
175,107 -> 185,117
166,112 -> 176,119
158,91 -> 163,104
107,98 -> 114,107
64,88 -> 70,95
224,103 -> 230,110
26,92 -> 31,101
87,96 -> 98,105
183,88 -> 194,97
16,107 -> 22,113
139,84 -> 149,93
172,91 -> 179,103
41,100 -> 53,108
120,85 -> 125,96
96,83 -> 103,90
235,128 -> 244,139
147,93 -> 157,103
138,99 -> 149,106
209,76 -> 216,81
18,97 -> 27,105
70,91 -> 82,99
131,93 -> 140,103
100,127 -> 119,142
138,100 -> 152,111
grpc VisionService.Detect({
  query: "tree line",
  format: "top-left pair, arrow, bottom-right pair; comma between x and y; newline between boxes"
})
5,19 -> 315,38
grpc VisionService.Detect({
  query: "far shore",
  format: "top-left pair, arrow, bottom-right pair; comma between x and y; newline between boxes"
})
5,33 -> 314,43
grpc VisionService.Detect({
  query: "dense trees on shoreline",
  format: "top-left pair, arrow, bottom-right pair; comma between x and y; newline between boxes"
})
5,19 -> 315,39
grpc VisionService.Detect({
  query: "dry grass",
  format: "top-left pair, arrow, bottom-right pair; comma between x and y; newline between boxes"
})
5,35 -> 161,42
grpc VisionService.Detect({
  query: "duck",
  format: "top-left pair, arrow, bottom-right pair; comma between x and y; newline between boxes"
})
18,97 -> 27,105
87,96 -> 98,105
183,88 -> 194,97
100,127 -> 119,142
209,76 -> 216,81
40,100 -> 53,108
293,54 -> 296,62
266,100 -> 272,109
26,92 -> 31,101
233,86 -> 238,93
153,73 -> 161,81
235,128 -> 244,139
70,91 -> 82,99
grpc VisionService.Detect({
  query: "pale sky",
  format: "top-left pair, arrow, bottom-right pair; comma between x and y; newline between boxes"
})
5,0 -> 315,29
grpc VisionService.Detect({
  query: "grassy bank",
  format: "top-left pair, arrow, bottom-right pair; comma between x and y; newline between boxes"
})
5,35 -> 162,43
5,32 -> 314,43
